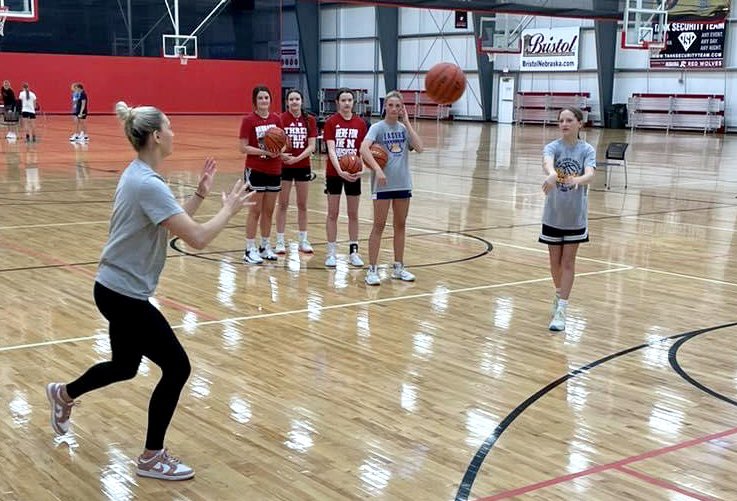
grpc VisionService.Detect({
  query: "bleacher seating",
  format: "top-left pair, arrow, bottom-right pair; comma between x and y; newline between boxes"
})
627,93 -> 724,133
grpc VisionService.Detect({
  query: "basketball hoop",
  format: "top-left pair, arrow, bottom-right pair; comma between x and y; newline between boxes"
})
179,55 -> 188,66
0,7 -> 9,37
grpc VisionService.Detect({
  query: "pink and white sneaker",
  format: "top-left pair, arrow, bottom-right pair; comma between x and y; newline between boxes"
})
45,382 -> 76,435
136,449 -> 195,481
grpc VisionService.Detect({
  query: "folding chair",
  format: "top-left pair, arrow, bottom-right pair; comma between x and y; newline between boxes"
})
601,142 -> 628,190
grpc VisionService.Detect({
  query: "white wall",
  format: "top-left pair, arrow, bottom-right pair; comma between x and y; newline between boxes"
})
319,6 -> 481,118
613,9 -> 736,126
398,9 -> 481,118
320,6 -> 382,112
490,2 -> 737,127
319,2 -> 737,126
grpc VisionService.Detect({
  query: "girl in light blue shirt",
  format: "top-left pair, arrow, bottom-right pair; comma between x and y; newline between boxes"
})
540,107 -> 596,332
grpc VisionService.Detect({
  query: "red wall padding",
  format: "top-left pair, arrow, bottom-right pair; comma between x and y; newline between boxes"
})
0,52 -> 282,115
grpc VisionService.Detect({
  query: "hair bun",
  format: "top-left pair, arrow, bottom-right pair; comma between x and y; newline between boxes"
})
115,101 -> 134,122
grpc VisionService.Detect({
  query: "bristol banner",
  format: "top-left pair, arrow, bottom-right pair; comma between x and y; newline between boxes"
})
649,20 -> 725,69
520,27 -> 580,72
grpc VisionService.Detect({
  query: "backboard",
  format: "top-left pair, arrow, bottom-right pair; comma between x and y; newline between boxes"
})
622,0 -> 668,50
162,34 -> 198,60
478,15 -> 523,56
0,0 -> 38,21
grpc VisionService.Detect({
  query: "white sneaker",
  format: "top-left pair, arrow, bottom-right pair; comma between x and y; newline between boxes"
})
77,135 -> 89,143
349,252 -> 364,267
243,247 -> 263,264
365,267 -> 381,286
325,254 -> 337,268
298,239 -> 314,253
274,240 -> 287,254
259,243 -> 278,261
7,131 -> 16,140
551,294 -> 560,318
391,264 -> 415,282
549,306 -> 566,331
136,449 -> 194,481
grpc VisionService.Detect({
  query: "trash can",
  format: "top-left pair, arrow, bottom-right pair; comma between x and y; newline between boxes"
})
606,103 -> 628,129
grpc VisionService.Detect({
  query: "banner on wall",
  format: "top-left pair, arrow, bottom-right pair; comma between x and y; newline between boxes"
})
649,20 -> 725,69
520,27 -> 580,72
281,41 -> 299,72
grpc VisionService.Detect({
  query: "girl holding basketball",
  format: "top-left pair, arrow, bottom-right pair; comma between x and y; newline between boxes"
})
540,107 -> 596,331
360,91 -> 423,286
275,89 -> 318,254
240,85 -> 284,264
323,88 -> 367,268
46,101 -> 252,480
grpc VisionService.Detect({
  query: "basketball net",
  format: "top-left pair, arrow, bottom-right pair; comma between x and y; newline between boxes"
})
0,7 -> 9,37
648,45 -> 663,58
179,55 -> 188,66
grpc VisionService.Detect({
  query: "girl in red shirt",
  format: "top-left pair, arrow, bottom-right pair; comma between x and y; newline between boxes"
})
323,88 -> 367,268
275,89 -> 318,254
239,85 -> 283,264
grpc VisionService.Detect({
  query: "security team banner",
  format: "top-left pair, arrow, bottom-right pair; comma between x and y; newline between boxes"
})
520,27 -> 580,72
650,20 -> 725,69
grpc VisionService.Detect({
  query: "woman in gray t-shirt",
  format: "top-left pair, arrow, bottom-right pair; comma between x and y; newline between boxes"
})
540,107 -> 596,332
361,91 -> 423,286
45,101 -> 252,481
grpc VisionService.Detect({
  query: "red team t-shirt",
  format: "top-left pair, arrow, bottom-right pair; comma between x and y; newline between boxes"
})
322,113 -> 367,177
281,111 -> 318,169
239,112 -> 282,175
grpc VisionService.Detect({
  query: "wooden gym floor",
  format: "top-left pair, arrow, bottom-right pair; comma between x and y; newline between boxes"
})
1,115 -> 737,500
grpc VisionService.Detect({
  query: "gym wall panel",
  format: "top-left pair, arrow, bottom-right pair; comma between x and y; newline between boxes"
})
459,75 -> 483,117
399,37 -> 472,71
530,17 -> 595,29
340,7 -> 377,37
400,9 -> 471,36
337,40 -> 379,71
725,25 -> 737,67
615,42 -> 651,69
1,52 -> 281,114
321,8 -> 339,39
579,30 -> 598,70
336,75 -> 377,92
321,42 -> 338,71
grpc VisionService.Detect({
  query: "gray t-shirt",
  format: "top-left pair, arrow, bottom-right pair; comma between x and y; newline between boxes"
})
366,120 -> 412,194
542,139 -> 596,230
96,159 -> 184,300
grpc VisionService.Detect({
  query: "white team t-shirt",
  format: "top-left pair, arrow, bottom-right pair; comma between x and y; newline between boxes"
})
19,91 -> 37,114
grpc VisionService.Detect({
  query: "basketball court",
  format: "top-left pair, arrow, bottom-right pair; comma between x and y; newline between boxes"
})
2,1 -> 737,500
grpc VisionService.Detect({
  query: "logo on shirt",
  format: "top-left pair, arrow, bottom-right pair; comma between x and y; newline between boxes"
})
335,127 -> 359,157
384,130 -> 406,155
555,157 -> 581,192
255,124 -> 276,149
285,123 -> 307,149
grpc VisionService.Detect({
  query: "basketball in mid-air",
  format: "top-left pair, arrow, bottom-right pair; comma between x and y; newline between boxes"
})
425,62 -> 467,105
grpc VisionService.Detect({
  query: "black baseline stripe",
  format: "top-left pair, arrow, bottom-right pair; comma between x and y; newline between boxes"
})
455,322 -> 737,501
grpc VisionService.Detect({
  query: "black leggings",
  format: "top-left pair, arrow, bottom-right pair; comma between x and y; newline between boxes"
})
66,282 -> 191,450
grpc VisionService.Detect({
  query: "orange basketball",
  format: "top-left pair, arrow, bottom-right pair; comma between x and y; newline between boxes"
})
339,154 -> 362,174
369,144 -> 388,169
424,62 -> 467,105
263,127 -> 287,152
